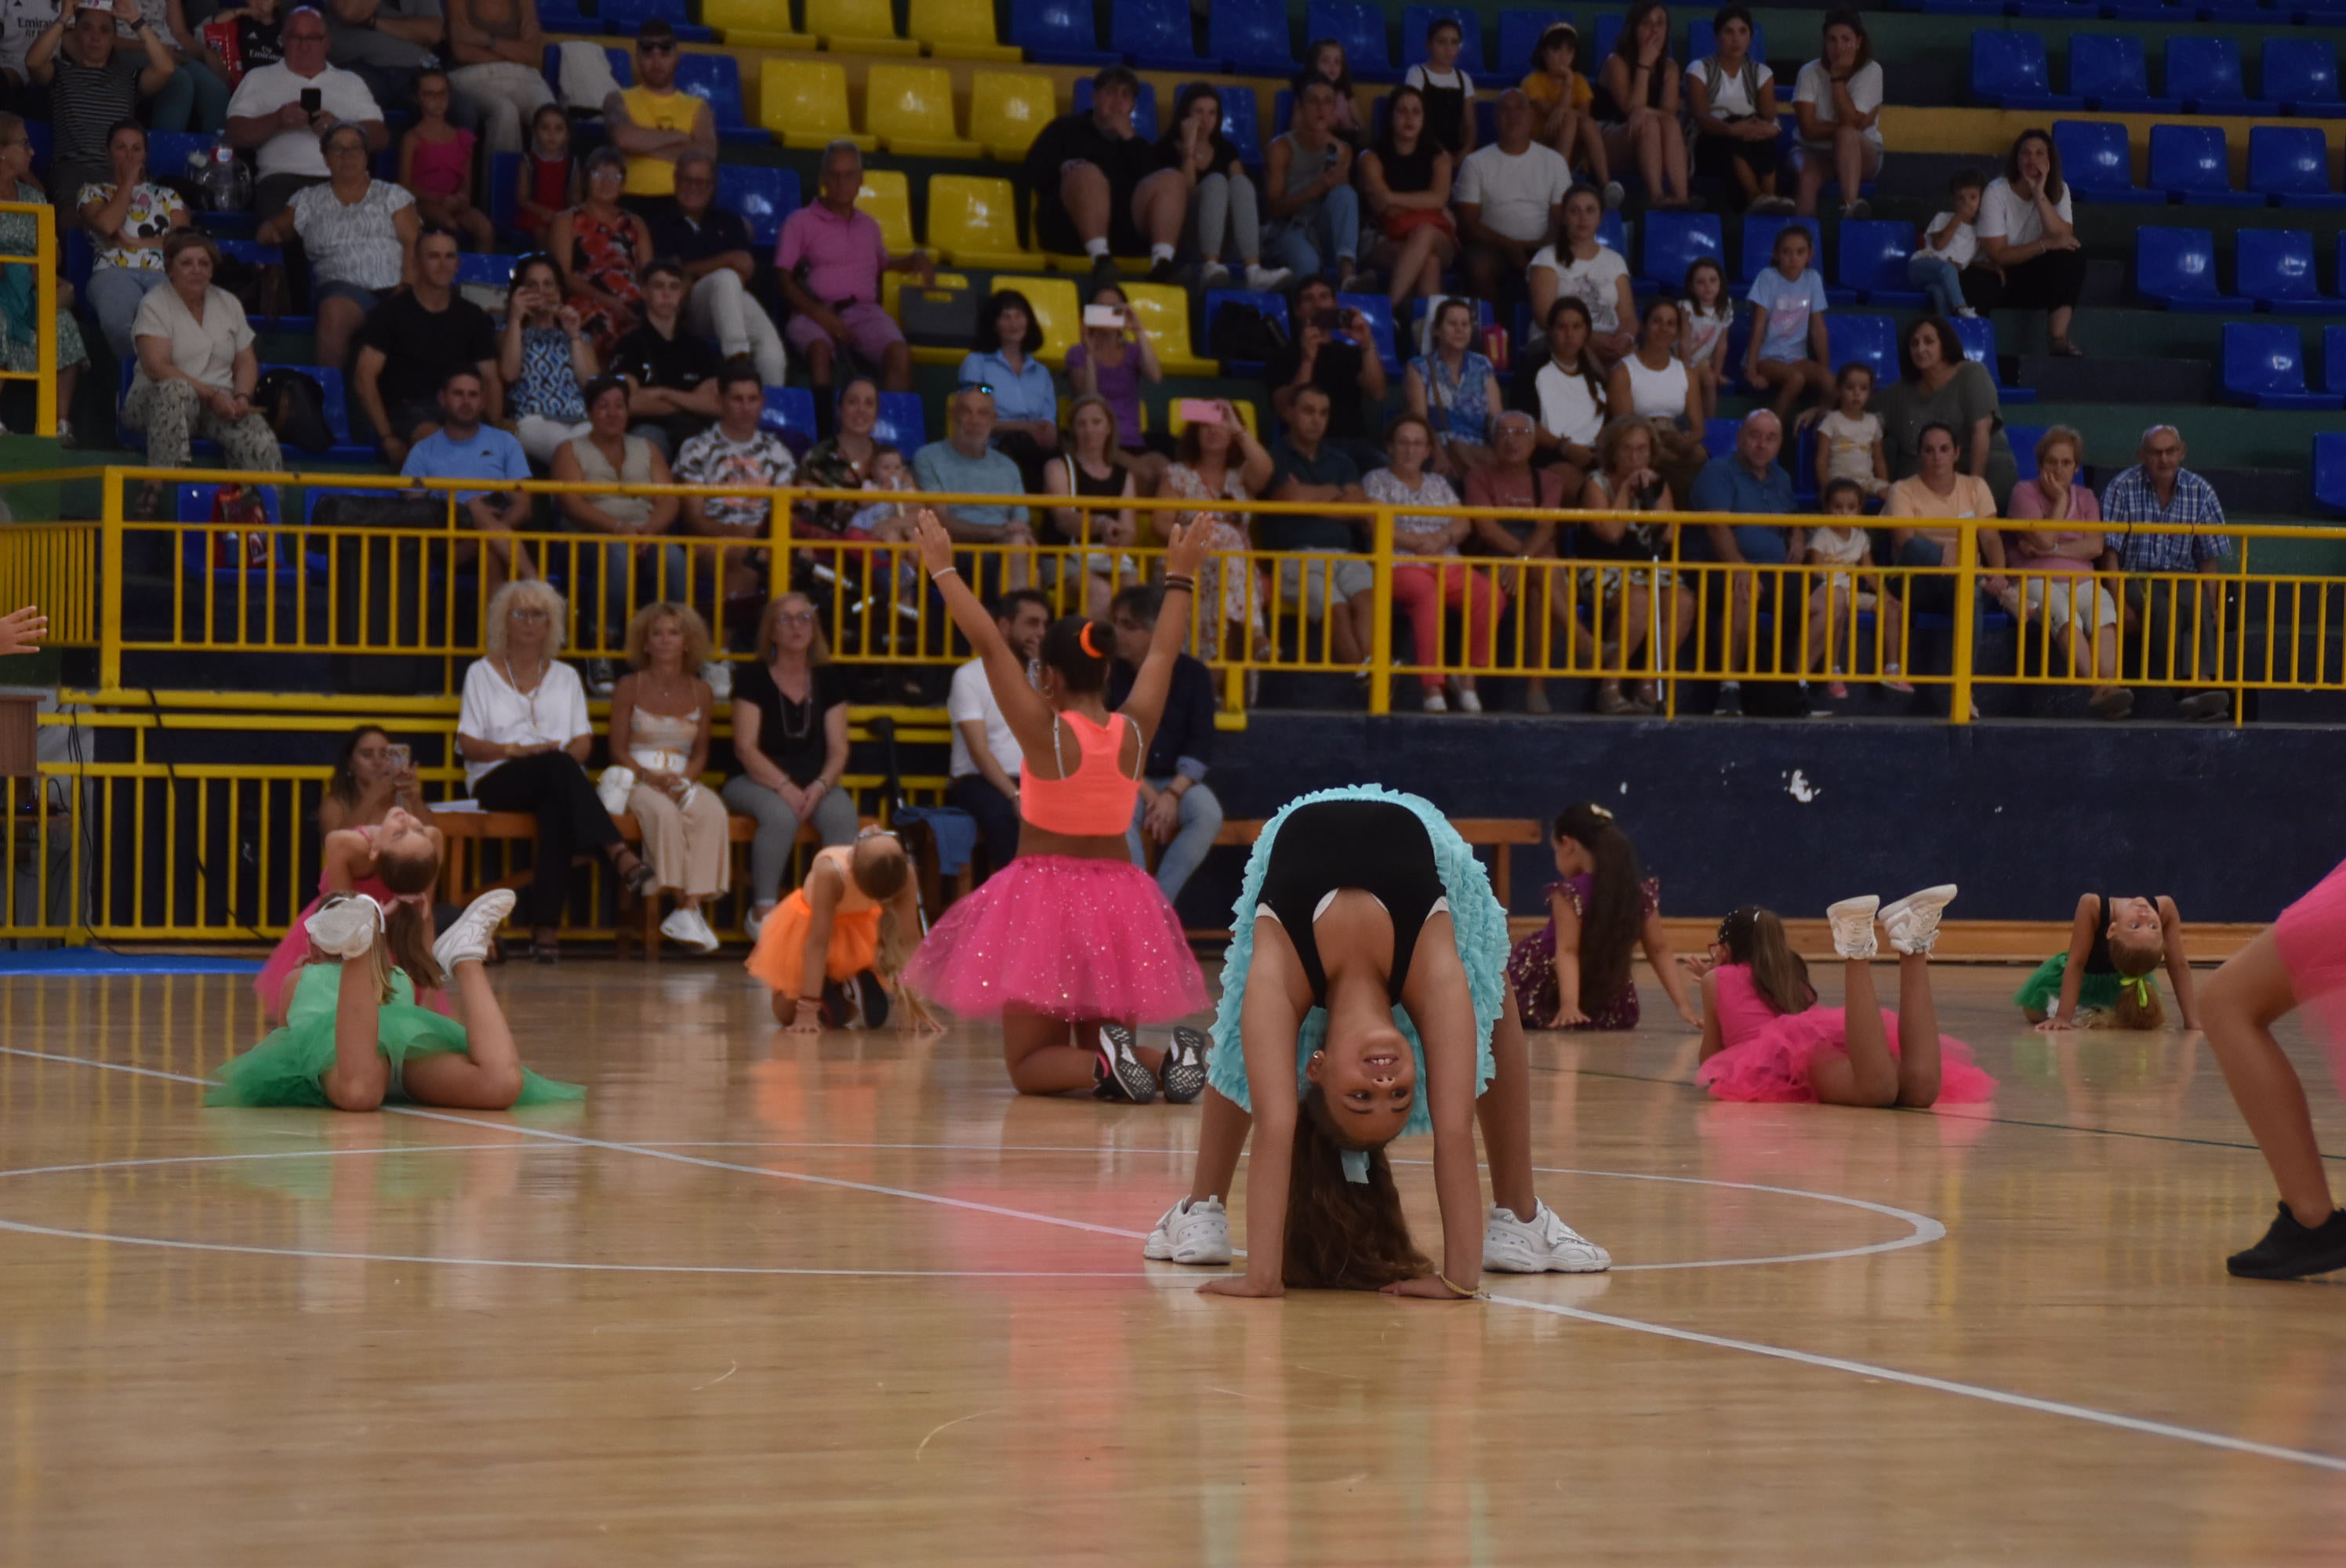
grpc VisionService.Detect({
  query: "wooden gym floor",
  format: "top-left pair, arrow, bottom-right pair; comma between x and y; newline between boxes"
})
2,960 -> 2342,1567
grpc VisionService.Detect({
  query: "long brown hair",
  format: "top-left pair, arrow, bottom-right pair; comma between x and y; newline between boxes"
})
2106,931 -> 2166,1029
371,843 -> 445,1000
1553,803 -> 1642,1014
1717,905 -> 1814,1016
1283,1086 -> 1430,1290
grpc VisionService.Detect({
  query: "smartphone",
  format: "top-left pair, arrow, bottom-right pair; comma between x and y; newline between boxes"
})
1082,304 -> 1124,330
300,86 -> 322,114
1314,309 -> 1346,332
1174,397 -> 1222,426
385,743 -> 411,773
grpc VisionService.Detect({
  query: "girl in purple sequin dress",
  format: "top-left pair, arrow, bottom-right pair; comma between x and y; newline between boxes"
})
1505,804 -> 1701,1031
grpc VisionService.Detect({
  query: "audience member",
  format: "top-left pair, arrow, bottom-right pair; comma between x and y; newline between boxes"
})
2099,423 -> 2232,721
1402,14 -> 1475,158
1462,408 -> 1574,712
1522,22 -> 1614,202
223,5 -> 383,221
797,374 -> 887,536
1688,408 -> 1799,705
1145,84 -> 1284,291
1811,361 -> 1888,499
512,101 -> 574,239
1680,256 -> 1731,420
944,587 -> 1048,877
957,286 -> 1059,478
1528,183 -> 1633,363
351,227 -> 496,466
1369,414 -> 1495,713
123,230 -> 275,481
1685,4 -> 1785,212
1876,316 -> 2016,503
1063,281 -> 1165,492
1302,36 -> 1364,144
1405,296 -> 1499,480
27,0 -> 175,205
1264,274 -> 1387,471
323,0 -> 441,113
500,252 -> 594,463
1041,393 -> 1140,619
1106,583 -> 1222,906
444,0 -> 550,157
610,258 -> 721,458
549,145 -> 650,353
1523,296 -> 1608,473
1909,167 -> 1982,322
457,577 -> 657,962
1263,75 -> 1363,287
129,0 -> 231,132
1024,64 -> 1169,285
1607,296 -> 1705,497
1744,221 -> 1833,422
1885,421 -> 2006,701
551,375 -> 687,626
1264,383 -> 1372,665
1580,416 -> 1695,713
398,365 -> 531,597
1357,83 -> 1454,314
1792,8 -> 1882,218
2003,425 -> 2126,719
1971,129 -> 2083,358
599,19 -> 710,209
210,0 -> 287,79
723,592 -> 858,934
775,140 -> 926,396
1456,89 -> 1574,305
913,387 -> 1036,590
0,0 -> 60,105
76,118 -> 189,360
675,361 -> 794,611
652,151 -> 785,386
258,119 -> 416,372
1163,397 -> 1273,662
1595,0 -> 1692,209
608,601 -> 727,953
397,68 -> 493,251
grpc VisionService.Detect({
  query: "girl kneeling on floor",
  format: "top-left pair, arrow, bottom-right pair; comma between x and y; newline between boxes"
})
747,828 -> 941,1033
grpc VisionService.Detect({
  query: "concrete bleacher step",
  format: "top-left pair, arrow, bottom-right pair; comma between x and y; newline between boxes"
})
2075,257 -> 2129,309
2014,352 -> 2212,404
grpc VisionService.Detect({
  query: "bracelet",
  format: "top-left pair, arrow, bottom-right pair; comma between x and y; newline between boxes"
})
1162,575 -> 1196,593
1435,1272 -> 1485,1299
929,564 -> 960,582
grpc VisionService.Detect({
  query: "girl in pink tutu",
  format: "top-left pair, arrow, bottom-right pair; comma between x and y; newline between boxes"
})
902,511 -> 1214,1103
1693,887 -> 1996,1109
2201,860 -> 2346,1279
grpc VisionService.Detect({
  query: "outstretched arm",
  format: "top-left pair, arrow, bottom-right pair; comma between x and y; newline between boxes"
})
2159,895 -> 2200,1029
912,509 -> 1057,742
2035,895 -> 2098,1032
319,827 -> 379,894
1200,967 -> 1306,1298
1109,517 -> 1210,739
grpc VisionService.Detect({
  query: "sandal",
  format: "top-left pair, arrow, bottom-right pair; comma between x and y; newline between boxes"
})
619,855 -> 659,897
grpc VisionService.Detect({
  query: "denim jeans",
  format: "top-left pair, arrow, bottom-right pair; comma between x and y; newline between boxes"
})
1264,185 -> 1360,277
1907,252 -> 1967,320
1126,777 -> 1223,905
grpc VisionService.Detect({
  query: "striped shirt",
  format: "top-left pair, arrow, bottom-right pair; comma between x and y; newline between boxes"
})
2100,465 -> 2231,572
288,180 -> 414,291
50,50 -> 146,169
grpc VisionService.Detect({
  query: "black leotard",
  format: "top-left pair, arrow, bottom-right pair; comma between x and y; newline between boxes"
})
1255,800 -> 1449,1005
2083,893 -> 2115,975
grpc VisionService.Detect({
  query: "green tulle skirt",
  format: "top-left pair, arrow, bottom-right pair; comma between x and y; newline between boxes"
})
206,964 -> 586,1109
2012,952 -> 2123,1017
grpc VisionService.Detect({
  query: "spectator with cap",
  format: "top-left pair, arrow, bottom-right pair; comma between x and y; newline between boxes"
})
600,19 -> 713,214
2099,423 -> 2233,721
608,256 -> 723,459
257,117 -> 418,376
399,365 -> 533,599
27,0 -> 175,207
1687,408 -> 1802,713
652,149 -> 786,387
223,4 -> 385,221
444,0 -> 552,158
1022,64 -> 1175,287
1106,583 -> 1222,909
349,225 -> 499,468
776,139 -> 931,397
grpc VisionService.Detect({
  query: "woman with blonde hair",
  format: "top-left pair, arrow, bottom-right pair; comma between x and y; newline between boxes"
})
457,579 -> 655,963
1040,393 -> 1142,619
721,593 -> 859,936
609,601 -> 728,953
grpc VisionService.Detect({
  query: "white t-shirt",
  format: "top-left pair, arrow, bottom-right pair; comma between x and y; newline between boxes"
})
130,283 -> 254,394
1688,54 -> 1774,120
1404,63 -> 1476,96
947,658 -> 1021,781
226,63 -> 385,180
458,657 -> 594,790
1975,176 -> 2070,249
1454,141 -> 1573,244
1792,59 -> 1883,151
1534,358 -> 1607,446
1923,210 -> 1977,269
1529,241 -> 1630,333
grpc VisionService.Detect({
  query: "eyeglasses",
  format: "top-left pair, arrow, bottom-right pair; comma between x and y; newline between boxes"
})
510,607 -> 550,621
958,381 -> 994,396
774,610 -> 817,626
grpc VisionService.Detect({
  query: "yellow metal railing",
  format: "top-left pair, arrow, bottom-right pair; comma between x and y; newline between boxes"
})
0,199 -> 59,437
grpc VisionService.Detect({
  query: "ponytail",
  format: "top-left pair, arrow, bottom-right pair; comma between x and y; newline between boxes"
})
1283,1087 -> 1429,1290
1039,614 -> 1113,693
1720,904 -> 1814,1016
2107,937 -> 2166,1030
1552,803 -> 1642,1012
375,844 -> 445,999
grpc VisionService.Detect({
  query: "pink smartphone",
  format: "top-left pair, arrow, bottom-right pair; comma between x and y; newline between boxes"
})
1082,304 -> 1124,329
1175,397 -> 1222,425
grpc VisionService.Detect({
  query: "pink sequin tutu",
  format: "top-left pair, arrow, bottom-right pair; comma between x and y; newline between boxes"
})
1697,1007 -> 1997,1105
903,854 -> 1209,1022
2275,857 -> 2346,1049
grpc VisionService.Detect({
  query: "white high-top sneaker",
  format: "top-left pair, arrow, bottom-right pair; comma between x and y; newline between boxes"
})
432,888 -> 516,972
1142,1196 -> 1233,1264
1825,895 -> 1881,960
1879,884 -> 1958,955
306,893 -> 384,958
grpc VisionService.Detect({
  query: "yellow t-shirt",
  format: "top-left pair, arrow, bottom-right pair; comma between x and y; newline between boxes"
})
1522,71 -> 1593,113
618,85 -> 700,197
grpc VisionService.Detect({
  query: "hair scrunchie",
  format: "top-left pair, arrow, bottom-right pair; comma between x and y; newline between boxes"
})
1078,622 -> 1104,659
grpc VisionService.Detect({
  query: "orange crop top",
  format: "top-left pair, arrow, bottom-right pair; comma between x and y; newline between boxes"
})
1019,711 -> 1143,836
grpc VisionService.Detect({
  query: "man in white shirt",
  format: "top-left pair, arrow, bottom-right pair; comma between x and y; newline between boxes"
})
946,588 -> 1048,879
1454,89 -> 1573,305
223,5 -> 386,219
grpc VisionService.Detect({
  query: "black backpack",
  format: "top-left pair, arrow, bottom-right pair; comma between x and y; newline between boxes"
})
1208,302 -> 1289,363
254,367 -> 333,455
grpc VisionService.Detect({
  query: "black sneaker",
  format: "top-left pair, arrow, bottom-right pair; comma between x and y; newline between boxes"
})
1161,1026 -> 1208,1104
819,978 -> 856,1029
1089,252 -> 1120,289
1092,1023 -> 1160,1103
2226,1203 -> 2346,1279
1146,256 -> 1177,285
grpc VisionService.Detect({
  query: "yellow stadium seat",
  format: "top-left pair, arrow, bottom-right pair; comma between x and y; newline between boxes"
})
1168,398 -> 1259,439
926,175 -> 1044,270
995,275 -> 1082,367
907,0 -> 1021,60
804,0 -> 919,52
1119,283 -> 1215,376
866,65 -> 981,159
858,169 -> 917,253
701,0 -> 812,48
758,61 -> 873,150
968,71 -> 1056,161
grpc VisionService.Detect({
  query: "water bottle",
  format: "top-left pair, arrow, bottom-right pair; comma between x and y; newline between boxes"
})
201,144 -> 251,214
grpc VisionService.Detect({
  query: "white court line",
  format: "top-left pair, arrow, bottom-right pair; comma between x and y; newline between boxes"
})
6,1042 -> 2343,1475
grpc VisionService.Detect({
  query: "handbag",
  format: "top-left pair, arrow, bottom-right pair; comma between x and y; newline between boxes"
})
256,366 -> 333,454
898,281 -> 977,347
596,764 -> 637,815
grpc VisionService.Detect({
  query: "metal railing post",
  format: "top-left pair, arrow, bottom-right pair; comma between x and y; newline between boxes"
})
99,468 -> 124,691
1950,520 -> 1979,724
1368,504 -> 1394,716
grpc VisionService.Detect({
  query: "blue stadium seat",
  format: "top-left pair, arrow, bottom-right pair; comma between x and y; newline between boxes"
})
1949,314 -> 2035,405
1337,292 -> 1403,373
1305,0 -> 1398,83
1703,416 -> 1739,458
2052,119 -> 2159,205
2006,425 -> 2044,485
2264,38 -> 2346,118
1597,209 -> 1628,257
1640,211 -> 1723,289
1400,6 -> 1485,75
1214,85 -> 1263,165
2247,126 -> 2346,211
1592,13 -> 1622,60
2313,432 -> 2346,515
1839,220 -> 1924,306
2327,327 -> 2346,396
761,386 -> 820,441
2221,323 -> 2341,409
1011,0 -> 1119,66
1202,289 -> 1292,375
1112,0 -> 1204,71
2167,38 -> 2274,116
1209,0 -> 1294,75
2148,125 -> 2261,209
2136,227 -> 2248,310
2067,35 -> 2177,114
1684,18 -> 1763,64
1073,78 -> 1160,142
453,252 -> 514,289
1824,314 -> 1896,385
1970,33 -> 2079,111
2236,229 -> 2331,314
718,164 -> 801,249
675,54 -> 766,145
873,390 -> 928,449
1498,9 -> 1571,78
488,150 -> 520,238
601,0 -> 714,42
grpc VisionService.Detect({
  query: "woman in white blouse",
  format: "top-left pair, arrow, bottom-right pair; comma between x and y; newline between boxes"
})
1791,9 -> 1883,219
1970,129 -> 2086,358
1364,415 -> 1504,713
125,230 -> 281,510
456,579 -> 657,962
256,120 -> 419,379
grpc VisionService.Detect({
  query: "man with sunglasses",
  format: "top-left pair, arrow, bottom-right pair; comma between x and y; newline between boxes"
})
599,17 -> 711,213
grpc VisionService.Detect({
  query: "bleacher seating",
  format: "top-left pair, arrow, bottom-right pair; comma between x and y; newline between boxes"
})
1838,220 -> 1925,307
2236,229 -> 2332,314
2068,35 -> 2175,113
702,0 -> 813,48
1203,289 -> 1290,375
1113,0 -> 1207,71
1970,33 -> 2079,111
2313,432 -> 2346,515
905,0 -> 1021,61
2053,119 -> 2163,205
1824,315 -> 1897,385
1497,9 -> 1568,78
857,170 -> 918,252
717,164 -> 801,249
2136,227 -> 2250,310
760,60 -> 873,151
674,54 -> 766,145
806,0 -> 917,53
2265,38 -> 2346,118
1124,283 -> 1216,375
1213,85 -> 1265,165
1400,6 -> 1485,74
2221,323 -> 2342,410
1641,211 -> 1723,289
1211,0 -> 1295,75
1073,77 -> 1160,142
601,0 -> 711,42
926,175 -> 1045,270
2148,125 -> 2261,209
2247,126 -> 2346,209
761,385 -> 820,442
1950,315 -> 2035,406
1011,0 -> 1118,66
866,64 -> 982,158
970,71 -> 1058,160
1305,0 -> 1399,83
873,390 -> 929,449
2167,37 -> 2275,116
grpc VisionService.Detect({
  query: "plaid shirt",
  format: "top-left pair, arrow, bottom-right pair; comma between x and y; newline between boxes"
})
2100,465 -> 2231,572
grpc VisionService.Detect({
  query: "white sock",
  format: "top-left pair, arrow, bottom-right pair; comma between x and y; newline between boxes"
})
1149,241 -> 1175,263
1083,238 -> 1109,259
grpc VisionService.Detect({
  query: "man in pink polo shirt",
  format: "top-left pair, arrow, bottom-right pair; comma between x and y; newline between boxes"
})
775,139 -> 933,395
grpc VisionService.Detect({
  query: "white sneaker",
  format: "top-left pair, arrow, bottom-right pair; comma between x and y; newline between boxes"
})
1197,261 -> 1230,291
1601,180 -> 1625,211
1422,690 -> 1449,713
1142,1196 -> 1233,1264
306,893 -> 384,958
1826,894 -> 1880,960
744,904 -> 771,941
1484,1201 -> 1611,1273
1879,884 -> 1957,955
1954,306 -> 1979,318
660,906 -> 721,953
701,659 -> 733,699
433,887 -> 515,972
1454,688 -> 1484,713
1243,263 -> 1292,292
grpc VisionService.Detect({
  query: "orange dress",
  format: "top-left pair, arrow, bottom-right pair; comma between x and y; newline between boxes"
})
744,845 -> 883,996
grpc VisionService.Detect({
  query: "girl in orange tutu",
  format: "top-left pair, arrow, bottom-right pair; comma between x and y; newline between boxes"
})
746,829 -> 939,1033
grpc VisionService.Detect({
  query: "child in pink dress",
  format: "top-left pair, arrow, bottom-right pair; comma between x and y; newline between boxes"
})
1694,887 -> 1994,1108
398,69 -> 495,251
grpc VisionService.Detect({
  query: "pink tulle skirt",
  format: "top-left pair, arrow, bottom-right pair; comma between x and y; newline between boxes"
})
2275,858 -> 2346,1049
902,854 -> 1210,1023
1696,1006 -> 1997,1105
253,877 -> 452,1025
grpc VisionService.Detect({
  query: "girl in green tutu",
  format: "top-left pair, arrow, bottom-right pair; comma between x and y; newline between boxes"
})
2017,891 -> 2200,1033
209,808 -> 583,1111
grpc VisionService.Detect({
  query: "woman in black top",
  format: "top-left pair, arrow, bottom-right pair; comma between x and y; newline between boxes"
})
1137,84 -> 1284,291
1040,394 -> 1141,618
1358,85 -> 1457,316
1595,0 -> 1693,208
720,593 -> 858,933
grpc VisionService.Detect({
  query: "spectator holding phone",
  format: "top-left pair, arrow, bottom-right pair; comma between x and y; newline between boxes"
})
1161,396 -> 1273,665
222,4 -> 385,222
1265,274 -> 1389,473
1064,282 -> 1167,493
